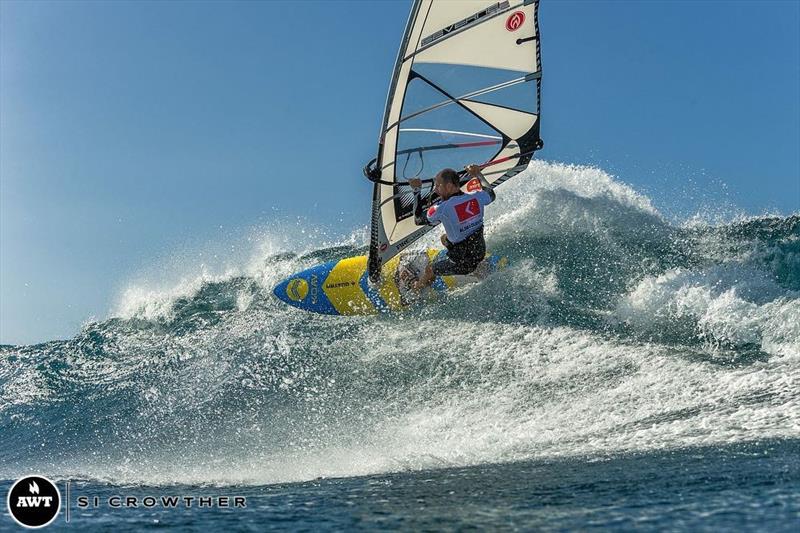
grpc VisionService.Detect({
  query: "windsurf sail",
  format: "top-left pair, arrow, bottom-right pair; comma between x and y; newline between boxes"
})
364,0 -> 543,282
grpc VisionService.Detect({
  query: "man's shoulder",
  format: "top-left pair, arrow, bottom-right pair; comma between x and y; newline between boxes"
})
469,188 -> 494,204
446,192 -> 469,202
437,195 -> 458,208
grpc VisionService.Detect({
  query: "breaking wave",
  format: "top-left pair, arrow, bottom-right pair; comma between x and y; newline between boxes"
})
1,161 -> 798,486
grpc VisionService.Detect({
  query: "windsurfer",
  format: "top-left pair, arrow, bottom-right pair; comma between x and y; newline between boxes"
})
407,164 -> 495,290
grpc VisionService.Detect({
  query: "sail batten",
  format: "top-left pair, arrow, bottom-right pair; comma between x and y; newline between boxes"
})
367,0 -> 543,282
386,74 -> 534,133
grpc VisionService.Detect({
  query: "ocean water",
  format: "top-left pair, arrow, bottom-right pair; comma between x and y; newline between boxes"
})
1,161 -> 798,530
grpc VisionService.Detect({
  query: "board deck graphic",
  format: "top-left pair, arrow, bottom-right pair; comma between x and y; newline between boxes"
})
274,250 -> 507,315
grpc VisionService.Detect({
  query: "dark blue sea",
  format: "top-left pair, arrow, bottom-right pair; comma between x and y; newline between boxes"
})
2,439 -> 798,531
2,162 -> 798,530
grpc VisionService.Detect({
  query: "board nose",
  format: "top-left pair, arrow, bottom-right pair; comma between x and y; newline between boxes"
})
272,279 -> 291,305
272,260 -> 340,315
273,277 -> 308,309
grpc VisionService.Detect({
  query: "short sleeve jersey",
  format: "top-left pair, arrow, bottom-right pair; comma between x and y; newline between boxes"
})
426,190 -> 493,244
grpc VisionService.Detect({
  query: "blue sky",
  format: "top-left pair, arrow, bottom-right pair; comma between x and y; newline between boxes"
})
1,0 -> 798,345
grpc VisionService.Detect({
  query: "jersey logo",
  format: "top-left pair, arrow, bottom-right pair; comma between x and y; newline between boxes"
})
454,198 -> 480,222
465,178 -> 481,193
427,206 -> 438,218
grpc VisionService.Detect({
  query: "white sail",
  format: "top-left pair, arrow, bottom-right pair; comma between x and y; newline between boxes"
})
365,0 -> 543,282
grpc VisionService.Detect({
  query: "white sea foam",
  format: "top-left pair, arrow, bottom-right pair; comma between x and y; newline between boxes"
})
49,319 -> 798,487
615,264 -> 800,357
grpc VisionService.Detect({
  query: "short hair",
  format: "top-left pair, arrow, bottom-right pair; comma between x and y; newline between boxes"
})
435,168 -> 460,186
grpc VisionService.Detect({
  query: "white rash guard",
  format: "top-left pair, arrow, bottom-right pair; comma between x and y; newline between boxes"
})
423,190 -> 494,243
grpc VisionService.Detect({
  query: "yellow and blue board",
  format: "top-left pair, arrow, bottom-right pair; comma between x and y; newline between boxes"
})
273,249 -> 507,316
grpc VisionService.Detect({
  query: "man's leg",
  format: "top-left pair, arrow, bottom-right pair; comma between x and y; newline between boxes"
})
414,254 -> 465,290
413,264 -> 435,290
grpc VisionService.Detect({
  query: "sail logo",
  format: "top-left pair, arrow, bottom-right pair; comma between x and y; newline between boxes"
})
7,476 -> 61,528
506,11 -> 525,32
421,1 -> 509,48
455,198 -> 480,222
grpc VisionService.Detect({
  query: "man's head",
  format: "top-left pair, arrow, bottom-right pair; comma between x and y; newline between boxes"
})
433,168 -> 461,200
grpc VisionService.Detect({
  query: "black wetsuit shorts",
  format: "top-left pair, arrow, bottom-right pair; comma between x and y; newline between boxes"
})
431,226 -> 486,277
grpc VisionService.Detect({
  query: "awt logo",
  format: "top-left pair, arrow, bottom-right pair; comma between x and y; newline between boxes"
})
7,476 -> 61,528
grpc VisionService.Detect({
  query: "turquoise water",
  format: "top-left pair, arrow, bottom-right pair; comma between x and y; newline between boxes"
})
1,162 -> 798,529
